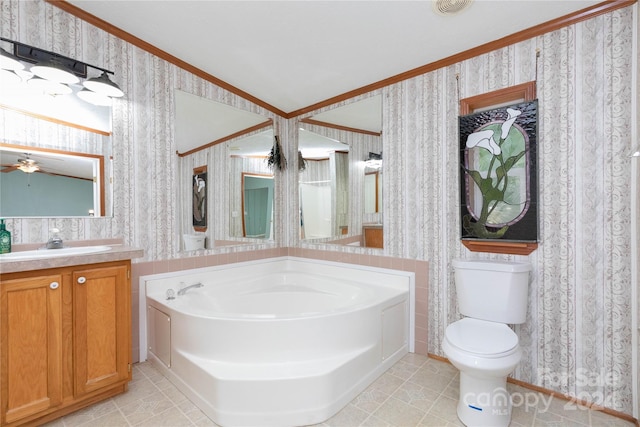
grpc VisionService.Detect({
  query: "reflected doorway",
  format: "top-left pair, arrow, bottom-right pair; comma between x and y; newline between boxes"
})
300,182 -> 332,239
364,170 -> 381,213
242,174 -> 274,239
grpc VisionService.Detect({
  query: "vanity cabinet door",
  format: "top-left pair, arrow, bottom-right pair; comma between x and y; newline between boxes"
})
0,274 -> 63,425
73,263 -> 130,396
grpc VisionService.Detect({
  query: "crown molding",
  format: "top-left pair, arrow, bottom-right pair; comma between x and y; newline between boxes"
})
47,0 -> 636,118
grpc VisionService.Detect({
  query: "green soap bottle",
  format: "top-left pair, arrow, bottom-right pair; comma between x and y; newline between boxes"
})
0,219 -> 11,254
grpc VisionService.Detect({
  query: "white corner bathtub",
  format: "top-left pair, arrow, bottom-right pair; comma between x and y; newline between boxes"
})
140,257 -> 414,426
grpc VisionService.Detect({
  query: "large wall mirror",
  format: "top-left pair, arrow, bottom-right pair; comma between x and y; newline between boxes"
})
299,95 -> 383,248
174,89 -> 274,251
0,106 -> 113,218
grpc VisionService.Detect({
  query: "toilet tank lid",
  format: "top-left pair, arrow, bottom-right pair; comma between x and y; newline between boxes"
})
183,233 -> 206,240
453,258 -> 531,272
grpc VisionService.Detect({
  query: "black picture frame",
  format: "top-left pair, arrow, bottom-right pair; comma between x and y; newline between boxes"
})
192,166 -> 207,230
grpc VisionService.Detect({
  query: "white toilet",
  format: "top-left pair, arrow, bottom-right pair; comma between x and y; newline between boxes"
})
442,258 -> 531,427
183,233 -> 206,251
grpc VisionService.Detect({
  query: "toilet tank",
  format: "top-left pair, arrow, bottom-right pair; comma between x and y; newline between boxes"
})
453,259 -> 531,324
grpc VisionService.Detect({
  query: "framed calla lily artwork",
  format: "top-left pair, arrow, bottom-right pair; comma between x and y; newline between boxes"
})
458,86 -> 539,254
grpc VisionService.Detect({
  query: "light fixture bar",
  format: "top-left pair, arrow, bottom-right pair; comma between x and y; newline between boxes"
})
0,37 -> 115,79
0,37 -> 124,103
31,59 -> 79,84
13,43 -> 87,78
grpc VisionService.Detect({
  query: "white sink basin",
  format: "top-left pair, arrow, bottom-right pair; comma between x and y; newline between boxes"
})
0,245 -> 112,261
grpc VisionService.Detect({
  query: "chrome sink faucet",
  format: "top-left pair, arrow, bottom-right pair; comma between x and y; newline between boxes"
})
45,228 -> 64,249
177,282 -> 203,296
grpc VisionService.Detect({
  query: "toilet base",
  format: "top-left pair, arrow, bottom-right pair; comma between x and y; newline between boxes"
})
456,372 -> 512,427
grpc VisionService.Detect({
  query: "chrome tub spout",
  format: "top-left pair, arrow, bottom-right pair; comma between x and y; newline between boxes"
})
178,282 -> 203,296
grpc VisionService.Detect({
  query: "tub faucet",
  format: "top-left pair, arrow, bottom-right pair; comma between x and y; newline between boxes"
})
177,282 -> 203,296
45,228 -> 64,249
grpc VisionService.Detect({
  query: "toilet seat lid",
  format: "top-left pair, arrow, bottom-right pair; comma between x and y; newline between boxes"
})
445,318 -> 518,356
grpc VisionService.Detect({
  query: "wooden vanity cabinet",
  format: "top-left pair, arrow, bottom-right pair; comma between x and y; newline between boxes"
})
0,260 -> 131,426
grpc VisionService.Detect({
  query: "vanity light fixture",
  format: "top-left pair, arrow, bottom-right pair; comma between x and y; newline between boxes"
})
0,48 -> 24,71
0,37 -> 125,105
27,76 -> 73,95
0,69 -> 22,86
31,58 -> 80,85
365,152 -> 382,169
82,71 -> 124,98
77,87 -> 113,106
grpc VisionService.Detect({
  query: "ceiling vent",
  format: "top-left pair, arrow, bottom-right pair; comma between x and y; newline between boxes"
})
432,0 -> 473,15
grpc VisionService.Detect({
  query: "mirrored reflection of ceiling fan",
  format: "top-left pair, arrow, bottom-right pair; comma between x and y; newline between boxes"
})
0,153 -> 55,175
1,149 -> 93,182
9,156 -> 39,173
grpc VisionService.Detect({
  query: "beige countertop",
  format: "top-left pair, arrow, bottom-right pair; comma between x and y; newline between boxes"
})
0,241 -> 144,274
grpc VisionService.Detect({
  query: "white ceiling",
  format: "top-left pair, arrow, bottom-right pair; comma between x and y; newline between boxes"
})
62,0 -> 603,156
66,0 -> 601,116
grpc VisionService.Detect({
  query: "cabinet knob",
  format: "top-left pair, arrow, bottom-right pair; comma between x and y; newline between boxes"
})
77,276 -> 86,284
49,281 -> 60,290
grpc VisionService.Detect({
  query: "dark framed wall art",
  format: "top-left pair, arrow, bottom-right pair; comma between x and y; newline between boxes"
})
192,165 -> 207,231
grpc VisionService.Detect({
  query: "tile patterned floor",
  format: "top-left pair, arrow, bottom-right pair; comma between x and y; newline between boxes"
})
43,354 -> 635,427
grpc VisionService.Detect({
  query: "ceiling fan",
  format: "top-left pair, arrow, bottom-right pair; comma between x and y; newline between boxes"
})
1,154 -> 42,174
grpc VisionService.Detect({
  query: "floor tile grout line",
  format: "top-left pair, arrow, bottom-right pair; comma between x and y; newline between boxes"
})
115,402 -> 135,427
121,365 -> 185,427
363,358 -> 449,427
51,358 -> 635,427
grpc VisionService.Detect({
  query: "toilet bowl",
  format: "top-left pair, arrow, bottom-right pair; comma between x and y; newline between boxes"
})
443,318 -> 522,426
444,318 -> 521,376
443,259 -> 531,427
